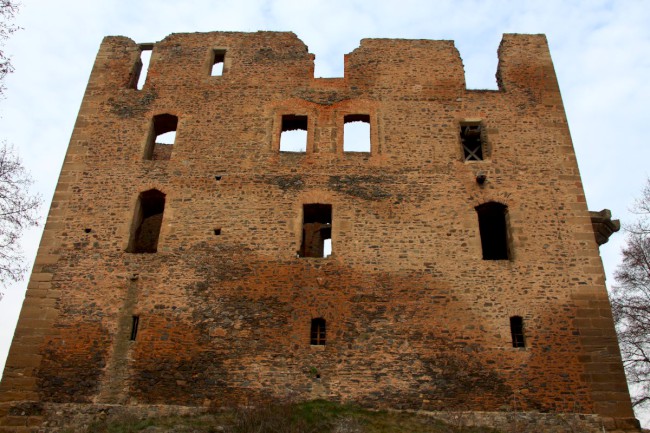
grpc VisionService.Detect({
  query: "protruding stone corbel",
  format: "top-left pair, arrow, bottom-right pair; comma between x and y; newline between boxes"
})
589,209 -> 620,246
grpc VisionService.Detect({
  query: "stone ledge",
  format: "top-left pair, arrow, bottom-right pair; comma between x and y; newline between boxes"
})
0,402 -> 641,433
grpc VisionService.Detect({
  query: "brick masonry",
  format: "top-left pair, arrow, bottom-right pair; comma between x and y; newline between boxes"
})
0,31 -> 640,431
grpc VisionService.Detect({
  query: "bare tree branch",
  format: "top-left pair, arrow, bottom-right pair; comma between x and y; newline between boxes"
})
613,178 -> 650,414
0,142 -> 40,289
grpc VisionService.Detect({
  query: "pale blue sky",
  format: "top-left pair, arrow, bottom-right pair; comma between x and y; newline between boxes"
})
1,0 -> 649,426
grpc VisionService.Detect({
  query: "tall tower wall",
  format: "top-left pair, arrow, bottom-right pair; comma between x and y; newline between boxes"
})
0,31 -> 639,432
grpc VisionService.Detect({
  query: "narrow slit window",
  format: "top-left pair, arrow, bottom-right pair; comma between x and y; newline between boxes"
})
510,316 -> 525,348
131,44 -> 153,90
475,202 -> 510,260
461,123 -> 484,161
280,115 -> 308,153
310,318 -> 326,345
343,114 -> 371,152
300,204 -> 332,258
211,50 -> 225,76
127,189 -> 165,253
144,114 -> 178,161
130,315 -> 140,341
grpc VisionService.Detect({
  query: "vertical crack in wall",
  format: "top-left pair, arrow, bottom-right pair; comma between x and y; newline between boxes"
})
96,276 -> 139,404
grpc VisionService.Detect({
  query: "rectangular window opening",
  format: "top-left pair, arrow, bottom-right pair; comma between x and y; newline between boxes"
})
130,315 -> 140,341
510,316 -> 525,348
211,50 -> 225,76
476,202 -> 509,260
133,45 -> 153,91
145,114 -> 178,161
310,318 -> 326,345
461,123 -> 484,161
300,204 -> 332,258
214,228 -> 222,236
280,115 -> 308,153
127,189 -> 165,253
343,114 -> 371,152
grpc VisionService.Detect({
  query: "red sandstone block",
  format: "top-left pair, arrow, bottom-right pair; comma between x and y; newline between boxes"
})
0,415 -> 28,426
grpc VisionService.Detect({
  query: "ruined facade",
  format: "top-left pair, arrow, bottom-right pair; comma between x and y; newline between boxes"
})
0,32 -> 640,431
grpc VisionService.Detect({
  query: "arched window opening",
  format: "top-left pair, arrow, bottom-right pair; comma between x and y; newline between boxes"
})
127,189 -> 165,253
343,114 -> 371,152
144,114 -> 178,161
310,318 -> 326,345
475,201 -> 510,260
510,316 -> 525,348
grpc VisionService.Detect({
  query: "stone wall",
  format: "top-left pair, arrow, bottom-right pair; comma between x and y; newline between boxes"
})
0,31 -> 640,432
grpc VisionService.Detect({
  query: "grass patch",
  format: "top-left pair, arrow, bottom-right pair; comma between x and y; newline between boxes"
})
77,400 -> 503,433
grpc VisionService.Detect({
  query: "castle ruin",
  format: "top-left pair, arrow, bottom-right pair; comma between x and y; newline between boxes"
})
0,31 -> 640,432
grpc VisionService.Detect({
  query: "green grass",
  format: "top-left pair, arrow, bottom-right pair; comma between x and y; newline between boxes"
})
77,400 -> 503,433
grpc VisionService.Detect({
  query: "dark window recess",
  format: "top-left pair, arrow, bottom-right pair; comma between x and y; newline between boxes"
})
215,175 -> 223,181
129,44 -> 153,90
84,228 -> 92,234
214,228 -> 221,235
300,204 -> 332,258
127,189 -> 165,253
310,318 -> 326,345
510,316 -> 525,348
144,114 -> 178,161
343,114 -> 371,152
475,202 -> 509,260
280,115 -> 308,152
211,50 -> 225,76
130,315 -> 140,341
461,123 -> 484,161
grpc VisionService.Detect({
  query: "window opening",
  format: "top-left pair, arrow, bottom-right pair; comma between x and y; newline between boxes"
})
214,228 -> 221,236
323,238 -> 332,258
310,318 -> 326,345
300,204 -> 332,258
343,114 -> 371,152
84,228 -> 92,234
461,123 -> 484,161
475,202 -> 509,260
211,50 -> 225,76
144,114 -> 178,161
510,316 -> 525,348
127,189 -> 165,253
130,315 -> 140,341
280,115 -> 308,152
133,44 -> 153,90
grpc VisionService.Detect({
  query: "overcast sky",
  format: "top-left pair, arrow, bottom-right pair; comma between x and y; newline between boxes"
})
0,0 -> 649,426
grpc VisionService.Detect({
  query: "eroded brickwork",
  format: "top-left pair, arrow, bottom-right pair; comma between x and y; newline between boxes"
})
0,31 -> 640,431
